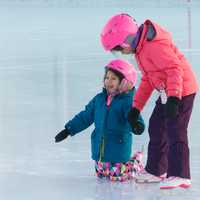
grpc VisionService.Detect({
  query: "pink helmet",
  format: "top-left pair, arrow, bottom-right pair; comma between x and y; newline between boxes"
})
106,59 -> 137,87
101,13 -> 138,51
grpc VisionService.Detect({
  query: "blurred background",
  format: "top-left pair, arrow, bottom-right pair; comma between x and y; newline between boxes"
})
0,0 -> 199,199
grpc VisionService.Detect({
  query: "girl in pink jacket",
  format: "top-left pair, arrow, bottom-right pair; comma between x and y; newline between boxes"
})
100,13 -> 198,189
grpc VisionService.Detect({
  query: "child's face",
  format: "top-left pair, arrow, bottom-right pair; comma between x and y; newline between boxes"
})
104,70 -> 121,94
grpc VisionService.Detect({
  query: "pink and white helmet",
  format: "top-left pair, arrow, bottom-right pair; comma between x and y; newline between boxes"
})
106,59 -> 137,88
101,13 -> 138,51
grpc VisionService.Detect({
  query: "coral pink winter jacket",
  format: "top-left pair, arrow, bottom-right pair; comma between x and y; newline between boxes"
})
133,20 -> 199,111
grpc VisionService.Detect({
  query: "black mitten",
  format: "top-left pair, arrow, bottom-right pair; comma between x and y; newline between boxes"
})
128,107 -> 140,127
132,121 -> 145,135
55,128 -> 70,143
166,96 -> 180,118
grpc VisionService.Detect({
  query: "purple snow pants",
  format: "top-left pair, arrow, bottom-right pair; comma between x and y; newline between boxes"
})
145,93 -> 196,179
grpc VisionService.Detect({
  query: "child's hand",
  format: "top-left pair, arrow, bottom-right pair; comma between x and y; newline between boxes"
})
128,107 -> 144,135
132,121 -> 145,135
55,129 -> 70,143
128,107 -> 140,125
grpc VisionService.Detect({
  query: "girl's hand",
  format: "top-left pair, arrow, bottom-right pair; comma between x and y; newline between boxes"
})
133,121 -> 145,135
55,129 -> 70,143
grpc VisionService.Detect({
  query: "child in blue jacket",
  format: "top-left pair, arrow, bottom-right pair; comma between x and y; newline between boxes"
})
55,59 -> 145,181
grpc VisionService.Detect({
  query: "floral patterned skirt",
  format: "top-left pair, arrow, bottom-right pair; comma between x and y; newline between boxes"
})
95,151 -> 144,182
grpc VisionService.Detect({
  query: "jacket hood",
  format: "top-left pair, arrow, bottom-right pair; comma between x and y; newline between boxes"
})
146,20 -> 172,41
136,20 -> 172,53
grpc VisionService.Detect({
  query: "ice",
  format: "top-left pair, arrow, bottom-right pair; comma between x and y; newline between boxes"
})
0,1 -> 200,200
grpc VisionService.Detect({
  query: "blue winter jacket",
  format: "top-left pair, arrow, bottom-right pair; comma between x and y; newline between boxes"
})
65,88 -> 145,163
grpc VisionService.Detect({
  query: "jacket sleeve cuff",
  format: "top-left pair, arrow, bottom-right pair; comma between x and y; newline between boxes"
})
65,122 -> 75,136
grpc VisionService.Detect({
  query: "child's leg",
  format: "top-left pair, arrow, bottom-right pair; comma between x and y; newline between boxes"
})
166,94 -> 196,179
95,161 -> 111,179
145,98 -> 168,176
95,161 -> 105,178
130,151 -> 144,175
109,163 -> 124,181
109,162 -> 133,181
95,160 -> 140,182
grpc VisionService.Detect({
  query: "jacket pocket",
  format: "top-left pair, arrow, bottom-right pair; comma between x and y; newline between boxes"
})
104,132 -> 132,162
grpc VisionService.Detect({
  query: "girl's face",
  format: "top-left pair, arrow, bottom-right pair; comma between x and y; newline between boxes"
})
104,70 -> 121,94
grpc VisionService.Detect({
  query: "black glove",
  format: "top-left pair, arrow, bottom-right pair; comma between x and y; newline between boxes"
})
55,128 -> 70,143
128,107 -> 140,124
132,121 -> 145,135
128,107 -> 141,133
165,96 -> 180,118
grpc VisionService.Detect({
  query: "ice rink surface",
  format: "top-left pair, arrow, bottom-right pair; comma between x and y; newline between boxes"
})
0,1 -> 200,199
